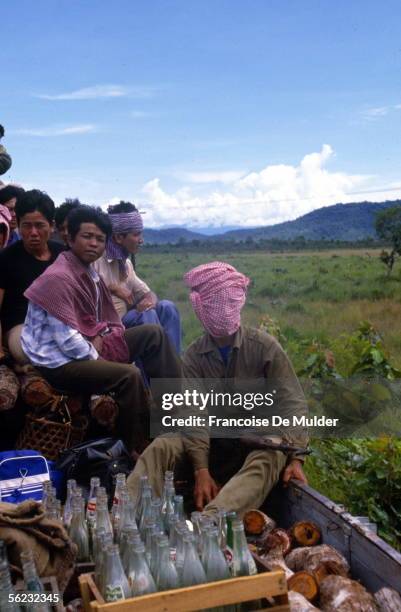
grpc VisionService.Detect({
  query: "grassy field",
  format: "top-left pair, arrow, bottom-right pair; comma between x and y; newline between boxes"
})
138,247 -> 401,366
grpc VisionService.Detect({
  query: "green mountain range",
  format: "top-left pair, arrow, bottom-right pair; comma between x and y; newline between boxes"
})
143,200 -> 401,244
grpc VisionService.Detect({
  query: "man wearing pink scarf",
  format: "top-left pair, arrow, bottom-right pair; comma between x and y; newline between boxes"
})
128,262 -> 309,516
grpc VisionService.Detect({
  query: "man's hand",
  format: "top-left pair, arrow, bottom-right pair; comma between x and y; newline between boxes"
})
109,283 -> 134,306
282,459 -> 308,487
92,335 -> 104,353
194,468 -> 220,511
136,292 -> 157,313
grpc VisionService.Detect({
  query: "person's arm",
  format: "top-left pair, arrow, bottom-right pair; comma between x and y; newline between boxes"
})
48,314 -> 99,360
127,261 -> 152,305
183,349 -> 218,510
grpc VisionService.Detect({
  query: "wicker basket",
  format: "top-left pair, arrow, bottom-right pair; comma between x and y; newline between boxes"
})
16,399 -> 88,460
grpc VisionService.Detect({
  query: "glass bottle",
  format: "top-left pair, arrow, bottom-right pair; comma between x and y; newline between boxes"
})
0,565 -> 20,612
143,520 -> 157,564
95,533 -> 113,594
173,495 -> 185,521
86,476 -> 101,531
161,482 -> 175,534
103,544 -> 130,602
21,550 -> 51,612
118,498 -> 137,545
203,528 -> 231,581
135,475 -> 149,520
217,509 -> 228,550
150,498 -> 164,533
69,498 -> 90,562
181,533 -> 207,586
231,519 -> 257,577
126,543 -> 157,597
174,521 -> 189,579
95,494 -> 113,539
155,536 -> 179,590
139,487 -> 153,538
122,532 -> 143,575
150,530 -> 165,578
0,540 -> 7,569
111,474 -> 127,533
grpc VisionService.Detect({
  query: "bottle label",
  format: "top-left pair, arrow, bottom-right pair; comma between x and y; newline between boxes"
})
86,500 -> 96,518
104,584 -> 124,602
223,546 -> 233,568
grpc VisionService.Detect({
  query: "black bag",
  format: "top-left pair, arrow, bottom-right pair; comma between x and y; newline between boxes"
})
55,437 -> 134,499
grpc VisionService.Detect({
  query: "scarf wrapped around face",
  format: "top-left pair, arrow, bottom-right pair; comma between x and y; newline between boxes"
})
106,211 -> 143,276
184,261 -> 250,337
25,251 -> 129,363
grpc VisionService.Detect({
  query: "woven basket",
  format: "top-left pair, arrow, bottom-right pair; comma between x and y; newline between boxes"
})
16,399 -> 88,461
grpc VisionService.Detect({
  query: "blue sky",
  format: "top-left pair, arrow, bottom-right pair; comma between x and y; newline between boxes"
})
2,0 -> 401,228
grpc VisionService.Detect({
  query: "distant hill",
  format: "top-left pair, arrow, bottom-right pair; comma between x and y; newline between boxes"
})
143,200 -> 401,244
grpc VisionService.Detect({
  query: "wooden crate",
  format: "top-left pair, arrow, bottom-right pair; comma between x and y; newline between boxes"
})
79,570 -> 289,612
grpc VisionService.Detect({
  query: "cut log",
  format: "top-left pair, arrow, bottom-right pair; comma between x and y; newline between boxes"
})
261,528 -> 292,556
0,365 -> 19,412
288,591 -> 320,611
286,545 -> 349,578
260,546 -> 294,580
288,571 -> 319,603
290,521 -> 321,547
243,509 -> 276,535
90,395 -> 119,428
320,575 -> 379,611
19,373 -> 54,408
375,587 -> 401,612
285,547 -> 311,572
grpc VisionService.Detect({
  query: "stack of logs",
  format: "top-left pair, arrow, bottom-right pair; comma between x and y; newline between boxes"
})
243,509 -> 401,612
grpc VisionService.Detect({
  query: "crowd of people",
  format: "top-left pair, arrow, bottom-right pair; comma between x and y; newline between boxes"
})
0,126 -> 308,516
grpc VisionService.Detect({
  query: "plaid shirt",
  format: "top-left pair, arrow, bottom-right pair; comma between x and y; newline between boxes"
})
21,302 -> 98,368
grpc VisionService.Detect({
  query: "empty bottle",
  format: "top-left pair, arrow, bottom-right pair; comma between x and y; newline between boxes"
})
126,543 -> 157,597
181,533 -> 207,587
111,474 -> 127,533
155,535 -> 179,590
95,494 -> 113,539
161,482 -> 175,534
173,495 -> 185,521
231,519 -> 257,577
203,528 -> 230,581
69,498 -> 90,562
135,475 -> 149,520
139,487 -> 153,538
86,476 -> 101,532
21,550 -> 51,612
103,544 -> 130,602
0,564 -> 20,612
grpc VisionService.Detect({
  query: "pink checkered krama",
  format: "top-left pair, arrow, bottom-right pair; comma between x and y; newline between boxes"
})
184,261 -> 250,337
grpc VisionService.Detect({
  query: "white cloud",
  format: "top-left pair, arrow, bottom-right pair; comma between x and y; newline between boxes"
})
130,110 -> 153,119
13,124 -> 97,137
361,104 -> 401,120
35,84 -> 156,100
139,145 -> 371,228
177,170 -> 245,184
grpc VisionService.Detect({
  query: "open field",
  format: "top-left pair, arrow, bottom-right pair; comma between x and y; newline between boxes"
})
139,248 -> 401,367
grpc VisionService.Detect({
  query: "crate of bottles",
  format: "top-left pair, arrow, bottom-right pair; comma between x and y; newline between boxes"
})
79,568 -> 289,611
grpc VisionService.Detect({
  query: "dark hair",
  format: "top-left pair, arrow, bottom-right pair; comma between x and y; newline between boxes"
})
0,125 -> 4,139
107,200 -> 138,214
55,198 -> 82,229
15,189 -> 55,224
67,205 -> 112,240
0,185 -> 25,205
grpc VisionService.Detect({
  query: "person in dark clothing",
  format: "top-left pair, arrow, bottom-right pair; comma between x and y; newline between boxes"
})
0,190 -> 64,362
54,198 -> 82,245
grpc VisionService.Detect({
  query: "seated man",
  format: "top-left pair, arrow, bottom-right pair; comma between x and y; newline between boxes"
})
0,190 -> 64,363
54,198 -> 82,245
127,261 -> 308,516
94,201 -> 181,353
0,185 -> 26,246
21,205 -> 182,454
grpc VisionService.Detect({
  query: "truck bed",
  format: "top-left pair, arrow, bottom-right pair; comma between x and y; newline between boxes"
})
264,481 -> 401,594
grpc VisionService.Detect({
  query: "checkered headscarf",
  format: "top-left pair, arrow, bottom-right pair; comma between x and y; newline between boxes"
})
184,261 -> 250,337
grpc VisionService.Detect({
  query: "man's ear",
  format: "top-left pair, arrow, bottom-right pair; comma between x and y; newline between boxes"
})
113,233 -> 124,245
66,234 -> 73,249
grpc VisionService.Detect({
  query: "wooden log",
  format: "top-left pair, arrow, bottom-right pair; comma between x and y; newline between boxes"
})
0,365 -> 19,412
243,509 -> 276,535
288,591 -> 321,611
261,528 -> 292,556
290,521 -> 321,547
286,545 -> 349,578
375,587 -> 401,612
319,575 -> 379,611
260,546 -> 294,580
288,571 -> 319,603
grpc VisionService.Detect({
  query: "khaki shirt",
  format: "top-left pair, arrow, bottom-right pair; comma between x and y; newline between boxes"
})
94,254 -> 150,318
182,326 -> 309,469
